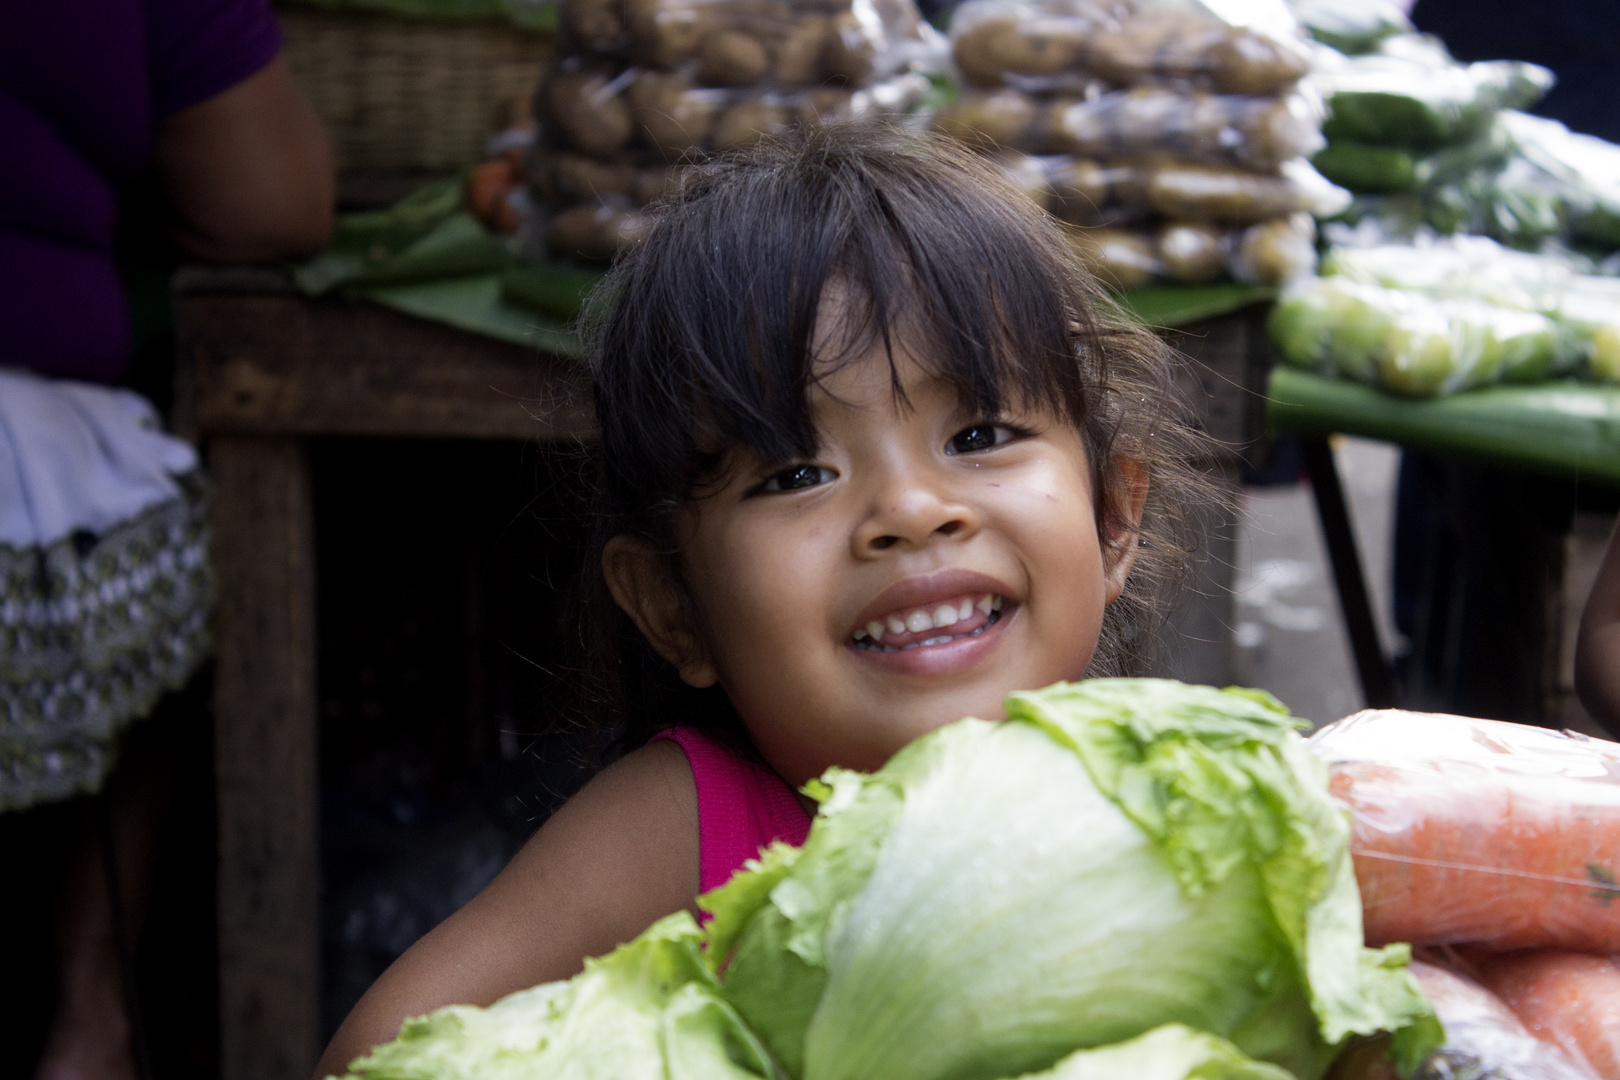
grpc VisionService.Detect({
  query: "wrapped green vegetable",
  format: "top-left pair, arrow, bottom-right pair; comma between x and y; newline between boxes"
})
1287,0 -> 1411,55
1316,48 -> 1552,150
1271,274 -> 1578,395
1313,121 -> 1512,195
342,680 -> 1440,1080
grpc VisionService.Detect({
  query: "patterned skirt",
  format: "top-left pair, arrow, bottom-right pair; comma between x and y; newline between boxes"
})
1,368 -> 214,811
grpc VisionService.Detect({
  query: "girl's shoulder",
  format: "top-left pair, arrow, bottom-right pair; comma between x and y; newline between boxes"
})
650,727 -> 813,893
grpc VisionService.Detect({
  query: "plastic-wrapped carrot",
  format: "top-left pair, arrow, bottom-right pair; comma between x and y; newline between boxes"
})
1471,950 -> 1620,1080
1310,711 -> 1620,951
1327,959 -> 1598,1080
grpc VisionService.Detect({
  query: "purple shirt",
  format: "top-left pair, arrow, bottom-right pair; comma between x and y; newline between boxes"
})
0,0 -> 283,383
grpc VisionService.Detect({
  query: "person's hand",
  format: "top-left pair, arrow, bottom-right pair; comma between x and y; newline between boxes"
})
1575,518 -> 1620,735
155,55 -> 334,262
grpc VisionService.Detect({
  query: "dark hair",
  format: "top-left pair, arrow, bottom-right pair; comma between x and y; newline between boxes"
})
569,122 -> 1218,757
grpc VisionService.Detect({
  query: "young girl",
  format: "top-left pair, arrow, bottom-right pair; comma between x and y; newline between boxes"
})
315,123 -> 1215,1077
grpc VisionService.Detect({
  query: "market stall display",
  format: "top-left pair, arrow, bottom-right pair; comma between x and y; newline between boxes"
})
462,0 -> 948,262
931,0 -> 1347,287
1270,235 -> 1620,395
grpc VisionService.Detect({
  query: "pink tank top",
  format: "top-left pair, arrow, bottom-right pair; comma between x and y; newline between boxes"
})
651,727 -> 813,894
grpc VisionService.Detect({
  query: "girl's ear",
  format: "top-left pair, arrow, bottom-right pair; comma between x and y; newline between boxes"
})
1102,457 -> 1150,605
602,535 -> 720,689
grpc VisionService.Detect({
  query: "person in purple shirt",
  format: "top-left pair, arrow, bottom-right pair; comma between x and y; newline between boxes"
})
2,4 -> 331,1078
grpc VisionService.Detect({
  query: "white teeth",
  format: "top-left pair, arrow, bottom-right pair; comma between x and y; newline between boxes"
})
853,627 -> 868,640
906,610 -> 932,633
958,599 -> 974,621
866,620 -> 885,642
933,604 -> 958,627
976,595 -> 994,614
886,615 -> 906,636
992,595 -> 1004,611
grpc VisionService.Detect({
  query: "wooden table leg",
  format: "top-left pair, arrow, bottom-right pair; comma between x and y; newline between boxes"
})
210,436 -> 319,1080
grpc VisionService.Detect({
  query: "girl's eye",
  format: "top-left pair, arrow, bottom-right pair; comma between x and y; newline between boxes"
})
946,424 -> 1013,455
761,464 -> 835,492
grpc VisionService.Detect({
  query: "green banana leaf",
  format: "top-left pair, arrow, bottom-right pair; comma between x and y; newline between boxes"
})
280,0 -> 556,30
1267,365 -> 1620,484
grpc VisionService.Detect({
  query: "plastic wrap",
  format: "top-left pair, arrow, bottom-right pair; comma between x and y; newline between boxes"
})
1288,0 -> 1410,56
1067,215 -> 1311,287
966,148 -> 1348,224
1308,710 -> 1620,951
1315,48 -> 1552,150
536,60 -> 932,162
949,0 -> 1310,95
558,0 -> 944,83
1047,86 -> 1324,171
1470,950 -> 1620,1080
1329,960 -> 1601,1080
1313,121 -> 1513,195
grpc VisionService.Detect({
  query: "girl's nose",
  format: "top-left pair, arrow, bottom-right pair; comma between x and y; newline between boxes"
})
853,473 -> 980,555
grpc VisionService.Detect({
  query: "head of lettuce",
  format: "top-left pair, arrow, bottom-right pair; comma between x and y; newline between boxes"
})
339,680 -> 1441,1080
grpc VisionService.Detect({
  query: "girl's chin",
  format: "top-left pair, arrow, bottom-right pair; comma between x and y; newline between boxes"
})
844,604 -> 1015,677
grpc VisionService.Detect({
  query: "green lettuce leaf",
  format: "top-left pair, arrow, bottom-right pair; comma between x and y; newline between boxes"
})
340,912 -> 776,1080
1003,1024 -> 1297,1080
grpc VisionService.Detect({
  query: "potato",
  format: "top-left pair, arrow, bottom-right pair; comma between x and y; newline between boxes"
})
628,72 -> 720,156
699,30 -> 771,87
931,89 -> 1036,152
547,204 -> 651,264
543,68 -> 635,157
531,152 -> 635,203
954,17 -> 1086,87
1156,223 -> 1226,283
1048,157 -> 1112,226
1229,213 -> 1316,285
792,86 -> 855,128
773,16 -> 827,87
1145,163 -> 1297,224
710,99 -> 786,151
633,165 -> 682,205
626,0 -> 710,67
822,12 -> 876,83
1025,95 -> 1083,154
1237,96 -> 1321,171
997,153 -> 1054,214
467,158 -> 519,225
1068,228 -> 1159,289
1207,31 -> 1309,95
561,0 -> 626,54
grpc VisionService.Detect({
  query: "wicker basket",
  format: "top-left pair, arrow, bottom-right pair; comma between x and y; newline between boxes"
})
280,6 -> 551,174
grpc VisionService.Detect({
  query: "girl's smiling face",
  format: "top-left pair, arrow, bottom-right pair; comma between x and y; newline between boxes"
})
607,335 -> 1145,788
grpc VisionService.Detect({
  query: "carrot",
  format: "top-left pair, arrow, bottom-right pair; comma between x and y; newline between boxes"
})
1471,950 -> 1620,1080
1327,959 -> 1599,1080
1311,710 -> 1620,952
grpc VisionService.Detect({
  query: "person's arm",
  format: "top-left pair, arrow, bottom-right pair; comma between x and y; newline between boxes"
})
1575,518 -> 1620,736
313,740 -> 700,1080
154,55 -> 334,262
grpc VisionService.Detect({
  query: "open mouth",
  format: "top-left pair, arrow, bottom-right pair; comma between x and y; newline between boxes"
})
850,594 -> 1006,652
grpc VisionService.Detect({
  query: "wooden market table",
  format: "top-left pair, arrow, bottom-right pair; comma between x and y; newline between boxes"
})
176,267 -> 1272,1080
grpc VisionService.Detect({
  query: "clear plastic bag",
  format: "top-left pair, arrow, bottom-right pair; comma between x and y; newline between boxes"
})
1066,214 -> 1311,287
1328,959 -> 1602,1080
536,59 -> 933,162
1047,87 -> 1325,171
955,143 -> 1348,223
1469,950 -> 1620,1080
1315,46 -> 1553,150
949,0 -> 1310,95
1309,710 -> 1620,951
558,0 -> 945,84
1288,0 -> 1410,56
